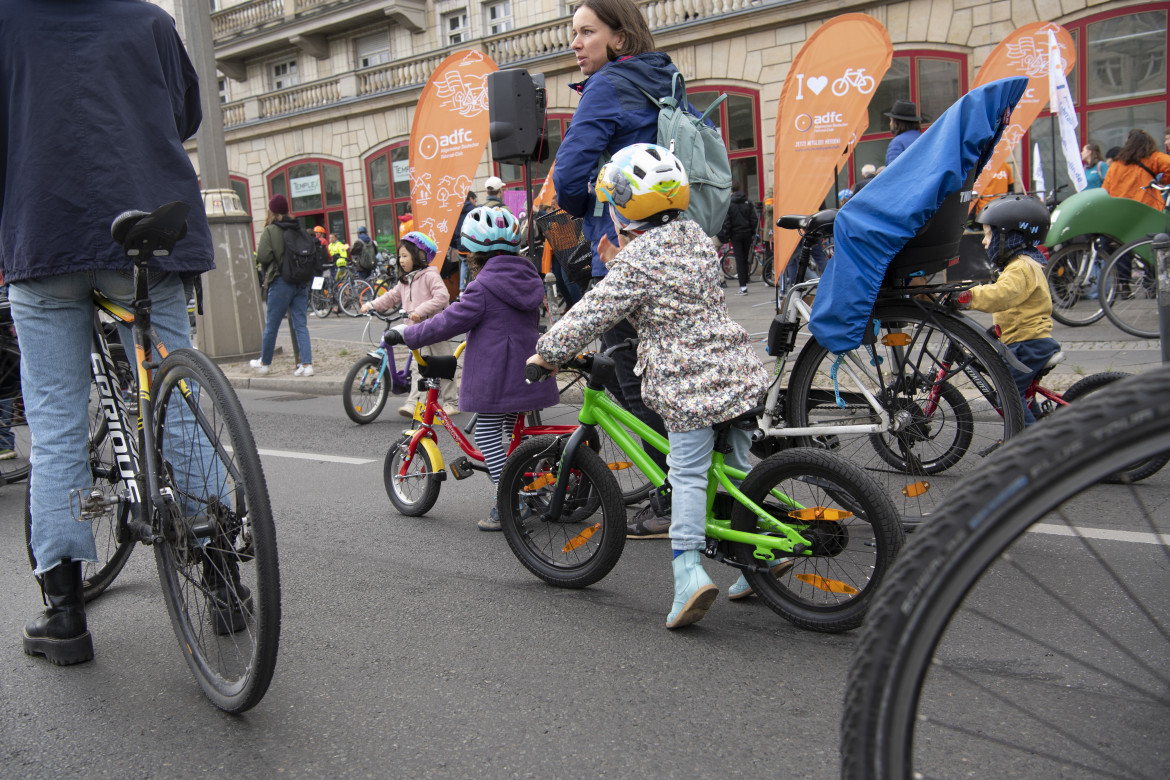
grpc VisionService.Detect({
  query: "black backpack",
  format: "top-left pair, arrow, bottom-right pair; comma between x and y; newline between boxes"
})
279,224 -> 321,284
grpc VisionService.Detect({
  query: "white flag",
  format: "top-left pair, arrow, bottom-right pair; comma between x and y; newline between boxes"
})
1049,29 -> 1087,192
1032,142 -> 1045,196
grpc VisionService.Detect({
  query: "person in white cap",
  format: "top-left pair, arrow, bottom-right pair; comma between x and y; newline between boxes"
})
484,176 -> 510,212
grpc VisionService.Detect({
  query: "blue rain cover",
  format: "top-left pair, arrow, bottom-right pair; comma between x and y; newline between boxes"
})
808,77 -> 1029,353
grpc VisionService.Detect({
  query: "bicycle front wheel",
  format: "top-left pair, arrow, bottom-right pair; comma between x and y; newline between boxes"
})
1045,242 -> 1106,326
338,280 -> 370,318
342,355 -> 388,424
1062,371 -> 1170,482
730,448 -> 904,632
841,368 -> 1170,779
383,432 -> 441,516
151,348 -> 280,714
785,303 -> 1025,527
498,435 -> 626,588
1100,237 -> 1160,338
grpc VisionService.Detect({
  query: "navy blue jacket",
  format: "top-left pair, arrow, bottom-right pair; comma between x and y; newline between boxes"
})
0,0 -> 214,282
553,53 -> 682,278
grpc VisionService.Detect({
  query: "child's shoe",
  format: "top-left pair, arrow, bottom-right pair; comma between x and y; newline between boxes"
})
478,507 -> 502,532
727,558 -> 796,601
666,550 -> 718,628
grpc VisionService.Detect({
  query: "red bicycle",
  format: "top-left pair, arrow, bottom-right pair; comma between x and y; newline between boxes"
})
382,344 -> 649,515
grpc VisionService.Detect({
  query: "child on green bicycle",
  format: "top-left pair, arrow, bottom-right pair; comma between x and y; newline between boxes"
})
528,143 -> 769,629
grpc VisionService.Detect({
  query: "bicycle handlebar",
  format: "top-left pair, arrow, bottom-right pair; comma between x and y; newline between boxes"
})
525,338 -> 638,384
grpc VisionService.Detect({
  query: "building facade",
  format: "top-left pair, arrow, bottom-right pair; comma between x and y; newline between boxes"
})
171,0 -> 1166,247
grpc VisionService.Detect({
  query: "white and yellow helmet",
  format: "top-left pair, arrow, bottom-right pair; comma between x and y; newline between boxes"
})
595,143 -> 690,226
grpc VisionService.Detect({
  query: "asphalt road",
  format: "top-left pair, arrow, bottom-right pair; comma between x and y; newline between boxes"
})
3,379 -> 1168,778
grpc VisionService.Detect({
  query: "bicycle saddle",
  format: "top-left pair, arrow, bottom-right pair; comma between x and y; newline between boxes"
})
776,209 -> 838,238
111,201 -> 190,257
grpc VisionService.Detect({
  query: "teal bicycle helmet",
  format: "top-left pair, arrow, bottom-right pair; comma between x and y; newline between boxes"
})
400,231 -> 438,264
460,206 -> 520,253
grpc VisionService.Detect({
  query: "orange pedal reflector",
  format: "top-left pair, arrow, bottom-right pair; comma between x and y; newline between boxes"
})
794,573 -> 859,595
524,473 -> 556,492
787,506 -> 853,521
881,332 -> 911,347
607,461 -> 633,472
563,523 -> 601,553
902,481 -> 930,497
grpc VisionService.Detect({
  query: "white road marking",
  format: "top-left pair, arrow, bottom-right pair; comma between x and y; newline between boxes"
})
256,448 -> 376,465
1030,523 -> 1170,546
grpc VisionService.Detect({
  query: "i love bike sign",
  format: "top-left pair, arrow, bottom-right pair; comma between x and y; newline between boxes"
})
773,14 -> 892,276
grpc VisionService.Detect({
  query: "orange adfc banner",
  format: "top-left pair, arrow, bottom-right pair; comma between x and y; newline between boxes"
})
409,50 -> 498,265
773,14 -> 892,275
971,22 -> 1074,199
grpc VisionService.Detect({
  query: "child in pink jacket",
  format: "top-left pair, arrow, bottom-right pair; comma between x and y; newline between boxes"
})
361,232 -> 458,415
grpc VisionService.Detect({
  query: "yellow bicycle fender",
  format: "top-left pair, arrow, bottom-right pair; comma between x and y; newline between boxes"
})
410,435 -> 444,472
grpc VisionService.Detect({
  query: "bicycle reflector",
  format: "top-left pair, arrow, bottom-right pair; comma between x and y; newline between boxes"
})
794,573 -> 859,595
562,523 -> 601,553
902,481 -> 931,497
881,333 -> 912,347
787,507 -> 853,522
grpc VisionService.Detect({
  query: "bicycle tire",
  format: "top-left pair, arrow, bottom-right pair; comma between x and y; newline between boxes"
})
342,355 -> 389,424
729,448 -> 903,632
785,302 -> 1025,527
309,287 -> 332,318
719,244 -> 738,279
383,431 -> 442,516
762,256 -> 776,287
1099,236 -> 1160,338
1062,371 -> 1169,482
840,368 -> 1170,779
0,333 -> 29,485
151,348 -> 280,714
338,280 -> 370,318
24,340 -> 135,600
1044,242 -> 1108,326
497,435 -> 626,588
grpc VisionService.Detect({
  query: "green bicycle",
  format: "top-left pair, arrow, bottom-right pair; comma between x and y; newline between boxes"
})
500,342 -> 905,632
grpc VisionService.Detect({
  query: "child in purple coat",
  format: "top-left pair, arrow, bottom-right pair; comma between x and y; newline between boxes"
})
386,206 -> 558,531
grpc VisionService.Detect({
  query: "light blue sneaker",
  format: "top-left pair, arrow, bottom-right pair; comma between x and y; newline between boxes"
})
728,558 -> 796,601
666,550 -> 719,629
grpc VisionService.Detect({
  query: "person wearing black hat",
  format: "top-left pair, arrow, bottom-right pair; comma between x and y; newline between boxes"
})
884,99 -> 923,165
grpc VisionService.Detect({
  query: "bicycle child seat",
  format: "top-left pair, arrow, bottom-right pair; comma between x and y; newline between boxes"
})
881,167 -> 978,287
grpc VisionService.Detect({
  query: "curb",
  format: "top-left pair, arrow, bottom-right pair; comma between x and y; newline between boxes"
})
223,373 -> 343,395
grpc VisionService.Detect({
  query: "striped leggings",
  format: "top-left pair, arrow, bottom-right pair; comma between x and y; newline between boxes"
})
473,412 -> 519,484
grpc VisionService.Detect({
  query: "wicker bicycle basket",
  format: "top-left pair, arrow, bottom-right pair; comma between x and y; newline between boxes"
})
536,209 -> 593,286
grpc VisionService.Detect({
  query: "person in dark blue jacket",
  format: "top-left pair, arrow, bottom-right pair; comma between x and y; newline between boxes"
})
552,0 -> 678,537
0,0 -> 214,666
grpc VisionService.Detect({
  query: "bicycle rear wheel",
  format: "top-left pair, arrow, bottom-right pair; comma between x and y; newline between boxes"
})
785,302 -> 1025,528
730,448 -> 904,632
309,286 -> 332,318
151,348 -> 280,714
498,435 -> 626,588
342,355 -> 389,424
1100,237 -> 1160,338
841,368 -> 1170,779
1044,242 -> 1107,326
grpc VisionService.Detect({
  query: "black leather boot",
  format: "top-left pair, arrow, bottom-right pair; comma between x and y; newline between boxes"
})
203,551 -> 253,636
23,559 -> 94,665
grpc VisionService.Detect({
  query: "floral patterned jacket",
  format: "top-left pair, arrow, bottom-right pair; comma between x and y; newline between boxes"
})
536,219 -> 768,432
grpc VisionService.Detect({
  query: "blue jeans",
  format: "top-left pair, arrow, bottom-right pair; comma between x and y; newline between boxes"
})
1008,337 -> 1061,426
9,270 -> 203,573
666,425 -> 752,552
261,276 -> 311,365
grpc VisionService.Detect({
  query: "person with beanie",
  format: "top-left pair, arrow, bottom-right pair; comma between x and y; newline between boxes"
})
250,194 -> 315,377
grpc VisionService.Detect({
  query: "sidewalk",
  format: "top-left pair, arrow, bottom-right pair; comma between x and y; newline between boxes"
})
216,282 -> 1166,396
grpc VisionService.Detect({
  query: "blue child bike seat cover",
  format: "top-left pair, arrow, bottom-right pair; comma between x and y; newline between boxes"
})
808,77 -> 1029,353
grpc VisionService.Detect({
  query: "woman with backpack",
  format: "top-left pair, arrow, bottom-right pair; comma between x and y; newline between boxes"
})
550,0 -> 680,538
251,194 -> 314,377
350,226 -> 378,281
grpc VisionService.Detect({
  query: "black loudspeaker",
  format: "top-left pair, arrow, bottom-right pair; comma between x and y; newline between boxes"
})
488,69 -> 546,164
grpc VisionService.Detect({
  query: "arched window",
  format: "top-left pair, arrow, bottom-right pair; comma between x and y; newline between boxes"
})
1027,5 -> 1169,198
852,51 -> 968,190
690,86 -> 764,202
365,142 -> 412,248
267,158 -> 347,240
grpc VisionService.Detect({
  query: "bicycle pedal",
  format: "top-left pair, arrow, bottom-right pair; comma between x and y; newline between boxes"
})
69,486 -> 117,522
449,456 -> 476,480
649,484 -> 672,516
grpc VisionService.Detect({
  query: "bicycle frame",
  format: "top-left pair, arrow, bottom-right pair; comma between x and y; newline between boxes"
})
549,358 -> 817,562
395,343 -> 577,479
